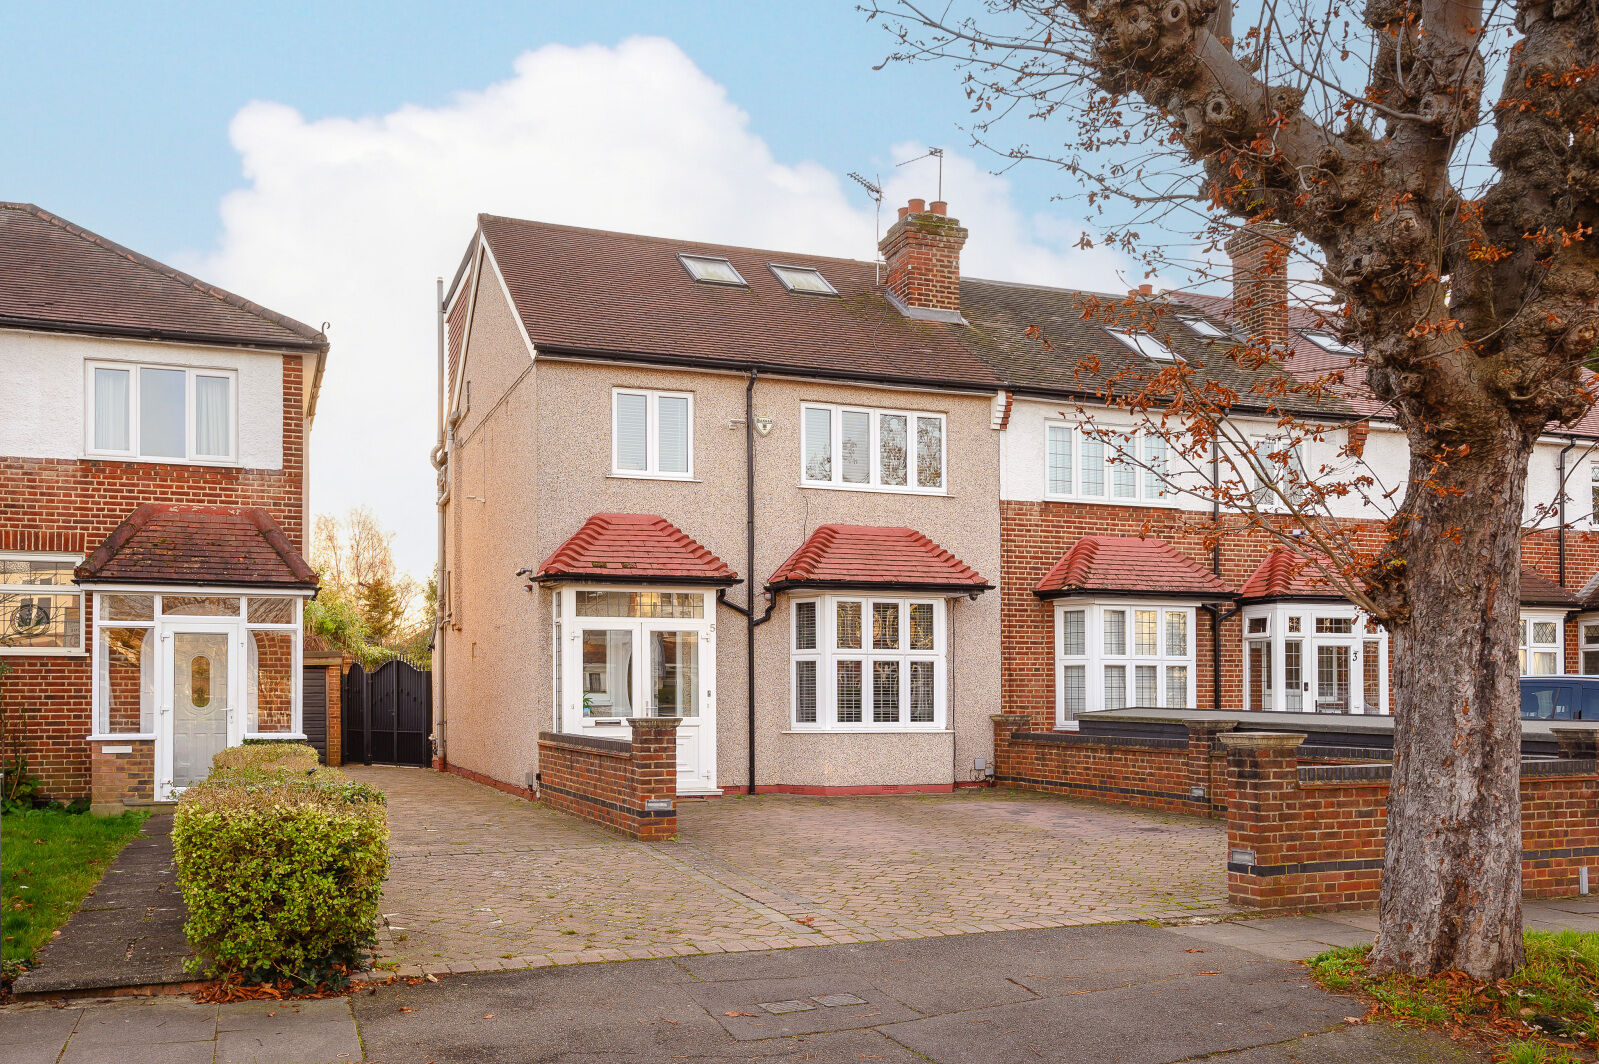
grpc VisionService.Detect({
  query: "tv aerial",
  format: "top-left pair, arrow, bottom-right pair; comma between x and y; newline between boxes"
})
847,170 -> 885,282
895,146 -> 944,201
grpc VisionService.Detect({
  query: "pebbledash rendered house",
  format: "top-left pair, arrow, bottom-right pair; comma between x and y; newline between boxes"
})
0,203 -> 326,812
436,199 -> 1599,803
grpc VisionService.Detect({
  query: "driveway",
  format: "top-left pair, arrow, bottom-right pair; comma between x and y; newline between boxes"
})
347,765 -> 1230,975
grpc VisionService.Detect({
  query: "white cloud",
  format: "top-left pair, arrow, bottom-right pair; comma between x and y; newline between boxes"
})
197,36 -> 1132,575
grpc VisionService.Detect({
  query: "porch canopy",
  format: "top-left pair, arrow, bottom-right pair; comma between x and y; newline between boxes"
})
767,524 -> 991,595
1033,535 -> 1234,601
533,512 -> 740,587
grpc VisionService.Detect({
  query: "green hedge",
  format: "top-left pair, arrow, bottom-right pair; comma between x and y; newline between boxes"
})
171,749 -> 389,983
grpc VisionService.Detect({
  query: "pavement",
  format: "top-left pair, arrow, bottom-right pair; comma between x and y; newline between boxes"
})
0,915 -> 1500,1063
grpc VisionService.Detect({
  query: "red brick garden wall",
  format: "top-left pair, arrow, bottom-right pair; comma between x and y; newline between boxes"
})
88,738 -> 155,814
535,718 -> 680,841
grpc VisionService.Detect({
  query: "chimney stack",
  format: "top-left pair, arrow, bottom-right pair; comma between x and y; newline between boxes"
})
1225,222 -> 1290,345
879,199 -> 967,321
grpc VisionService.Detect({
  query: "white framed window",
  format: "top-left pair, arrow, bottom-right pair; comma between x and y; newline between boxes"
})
1180,316 -> 1230,339
1054,601 -> 1195,727
85,362 -> 238,464
1299,329 -> 1361,355
1106,327 -> 1182,363
612,388 -> 694,479
1521,611 -> 1564,675
678,254 -> 746,286
0,554 -> 84,655
1241,604 -> 1387,714
1590,462 -> 1599,524
790,594 -> 945,730
769,264 -> 837,296
1581,621 -> 1599,675
1248,436 -> 1308,509
800,403 -> 945,493
1044,422 -> 1172,504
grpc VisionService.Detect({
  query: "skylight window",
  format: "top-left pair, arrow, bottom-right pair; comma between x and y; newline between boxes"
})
1300,329 -> 1362,355
1106,327 -> 1183,363
678,254 -> 747,286
1179,316 -> 1229,339
769,263 -> 838,296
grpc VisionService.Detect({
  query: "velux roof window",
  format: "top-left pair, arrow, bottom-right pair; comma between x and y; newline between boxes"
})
1300,329 -> 1361,355
1106,327 -> 1183,363
678,253 -> 747,286
1179,316 -> 1229,339
769,263 -> 838,296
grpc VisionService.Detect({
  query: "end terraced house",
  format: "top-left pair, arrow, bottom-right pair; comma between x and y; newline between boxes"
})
0,202 -> 327,811
436,200 -> 1599,817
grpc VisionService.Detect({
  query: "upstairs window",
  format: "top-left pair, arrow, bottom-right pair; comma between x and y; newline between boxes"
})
87,362 -> 236,463
769,264 -> 837,296
1106,327 -> 1182,363
612,389 -> 693,479
801,403 -> 945,493
1247,437 -> 1308,510
1045,423 -> 1170,504
678,254 -> 746,286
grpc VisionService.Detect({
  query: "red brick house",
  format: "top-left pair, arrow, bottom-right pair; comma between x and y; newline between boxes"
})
0,203 -> 327,810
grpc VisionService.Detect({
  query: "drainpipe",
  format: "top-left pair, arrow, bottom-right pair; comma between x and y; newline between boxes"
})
1203,602 -> 1244,711
1559,437 -> 1577,587
1206,441 -> 1232,710
432,277 -> 449,768
745,370 -> 759,793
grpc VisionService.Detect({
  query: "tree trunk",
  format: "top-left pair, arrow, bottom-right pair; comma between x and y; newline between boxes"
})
1371,430 -> 1532,980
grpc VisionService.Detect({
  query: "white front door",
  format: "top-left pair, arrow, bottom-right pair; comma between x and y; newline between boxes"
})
159,625 -> 240,796
644,626 -> 712,792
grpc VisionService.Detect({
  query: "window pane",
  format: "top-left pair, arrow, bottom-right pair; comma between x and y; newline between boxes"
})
879,414 -> 908,486
795,660 -> 818,723
247,629 -> 295,733
794,601 -> 817,650
1585,649 -> 1599,675
1047,425 -> 1072,494
1103,609 -> 1126,655
1317,645 -> 1351,711
1165,665 -> 1188,708
575,591 -> 703,618
1061,610 -> 1086,656
1133,610 -> 1158,655
1165,611 -> 1188,656
1533,651 -> 1558,675
841,410 -> 871,483
1315,617 -> 1354,635
0,591 -> 81,650
1144,435 -> 1168,498
162,596 -> 240,617
553,620 -> 562,709
1061,664 -> 1086,721
247,597 -> 295,623
836,661 -> 863,722
101,594 -> 154,622
836,601 -> 862,649
194,375 -> 231,457
804,407 -> 833,481
1135,665 -> 1157,706
1080,437 -> 1105,495
1111,444 -> 1137,498
1246,615 -> 1268,635
614,392 -> 648,471
1104,665 -> 1127,709
1534,621 -> 1559,645
1585,623 -> 1599,647
650,630 -> 698,718
582,629 -> 635,717
1362,640 -> 1382,713
94,367 -> 130,451
97,626 -> 154,733
872,602 -> 900,650
909,603 -> 935,650
916,416 -> 943,488
910,661 -> 935,722
1284,639 -> 1303,711
0,559 -> 76,586
1248,641 -> 1273,711
139,366 -> 187,458
872,661 -> 901,723
656,396 -> 689,474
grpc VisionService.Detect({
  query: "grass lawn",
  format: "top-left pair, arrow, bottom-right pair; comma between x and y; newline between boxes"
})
1,807 -> 148,978
1310,931 -> 1599,1063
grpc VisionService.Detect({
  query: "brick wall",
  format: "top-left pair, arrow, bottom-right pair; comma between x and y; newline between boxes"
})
0,356 -> 305,799
879,202 -> 968,315
251,629 -> 295,732
88,738 -> 155,814
535,718 -> 680,841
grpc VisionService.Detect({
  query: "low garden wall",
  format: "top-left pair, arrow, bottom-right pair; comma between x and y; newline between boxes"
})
536,717 -> 679,841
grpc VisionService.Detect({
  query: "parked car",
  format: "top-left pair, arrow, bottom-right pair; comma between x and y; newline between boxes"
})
1521,676 -> 1599,721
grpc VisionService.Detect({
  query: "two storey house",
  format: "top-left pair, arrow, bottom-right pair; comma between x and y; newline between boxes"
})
0,203 -> 327,811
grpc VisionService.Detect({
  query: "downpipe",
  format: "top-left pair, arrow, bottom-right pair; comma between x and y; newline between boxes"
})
432,276 -> 450,769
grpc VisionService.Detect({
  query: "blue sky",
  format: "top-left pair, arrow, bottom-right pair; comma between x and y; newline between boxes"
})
4,2 -> 1143,574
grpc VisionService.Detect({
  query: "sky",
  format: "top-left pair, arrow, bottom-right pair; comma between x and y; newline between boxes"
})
3,1 -> 1161,576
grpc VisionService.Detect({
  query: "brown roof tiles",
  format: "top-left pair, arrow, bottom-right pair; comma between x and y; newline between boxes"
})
76,505 -> 318,589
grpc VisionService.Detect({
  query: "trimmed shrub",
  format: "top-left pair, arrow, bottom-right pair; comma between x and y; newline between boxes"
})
210,741 -> 321,775
172,758 -> 388,984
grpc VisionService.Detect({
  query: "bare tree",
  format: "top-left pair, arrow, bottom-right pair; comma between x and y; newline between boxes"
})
310,507 -> 422,644
869,0 -> 1599,978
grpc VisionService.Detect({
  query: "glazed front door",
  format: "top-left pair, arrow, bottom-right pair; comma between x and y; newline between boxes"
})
166,628 -> 235,791
645,628 -> 713,792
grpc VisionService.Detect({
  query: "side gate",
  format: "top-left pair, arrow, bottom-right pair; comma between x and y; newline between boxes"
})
343,659 -> 433,767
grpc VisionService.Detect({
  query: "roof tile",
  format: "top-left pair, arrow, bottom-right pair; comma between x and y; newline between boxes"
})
1033,536 -> 1233,599
536,514 -> 738,585
767,525 -> 991,592
77,505 -> 317,588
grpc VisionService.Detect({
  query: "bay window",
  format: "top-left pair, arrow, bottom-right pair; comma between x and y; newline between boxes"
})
0,554 -> 84,655
86,362 -> 236,463
801,403 -> 945,493
790,595 -> 944,729
1241,604 -> 1387,714
1520,612 -> 1564,675
1054,601 -> 1195,726
1044,423 -> 1171,503
1583,620 -> 1599,675
612,388 -> 693,478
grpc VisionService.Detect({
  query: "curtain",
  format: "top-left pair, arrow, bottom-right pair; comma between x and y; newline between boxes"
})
94,368 -> 130,451
195,375 -> 231,457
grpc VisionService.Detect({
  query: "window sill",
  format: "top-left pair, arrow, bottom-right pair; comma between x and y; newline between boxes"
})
245,732 -> 309,741
0,649 -> 88,658
798,482 -> 948,497
782,727 -> 950,735
87,734 -> 156,742
1041,494 -> 1178,509
83,452 -> 242,469
607,472 -> 700,483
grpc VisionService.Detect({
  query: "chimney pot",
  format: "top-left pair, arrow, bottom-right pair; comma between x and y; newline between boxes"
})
908,197 -> 926,214
1138,283 -> 1154,296
897,206 -> 909,221
930,200 -> 948,216
879,200 -> 968,319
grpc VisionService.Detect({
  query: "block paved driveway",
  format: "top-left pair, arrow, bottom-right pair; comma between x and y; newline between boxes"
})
348,765 -> 1231,976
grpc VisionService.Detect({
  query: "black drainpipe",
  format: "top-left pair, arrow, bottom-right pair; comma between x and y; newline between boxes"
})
1559,437 -> 1577,587
1206,441 -> 1236,709
1204,601 -> 1244,711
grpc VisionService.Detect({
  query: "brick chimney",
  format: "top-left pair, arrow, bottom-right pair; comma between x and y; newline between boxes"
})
879,199 -> 968,322
1225,222 -> 1290,345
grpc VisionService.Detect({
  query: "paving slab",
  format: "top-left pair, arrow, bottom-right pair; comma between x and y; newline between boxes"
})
65,997 -> 218,1045
5,1042 -> 68,1064
1202,1024 -> 1479,1062
216,1018 -> 363,1064
0,1004 -> 83,1044
60,1038 -> 216,1064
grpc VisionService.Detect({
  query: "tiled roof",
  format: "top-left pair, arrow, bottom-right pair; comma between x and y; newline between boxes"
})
474,215 -> 1003,389
535,514 -> 739,586
1520,566 -> 1582,608
767,525 -> 991,593
76,505 -> 318,588
0,202 -> 327,351
1033,536 -> 1234,600
1237,550 -> 1344,602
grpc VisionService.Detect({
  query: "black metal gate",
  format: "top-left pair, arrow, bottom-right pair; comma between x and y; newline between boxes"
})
343,659 -> 432,766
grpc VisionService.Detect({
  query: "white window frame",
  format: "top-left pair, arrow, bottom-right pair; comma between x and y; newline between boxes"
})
1106,327 -> 1183,362
1247,435 -> 1308,511
677,253 -> 747,286
83,360 -> 239,465
610,388 -> 695,480
1299,329 -> 1362,355
1053,600 -> 1196,728
1581,619 -> 1599,675
0,552 -> 86,657
1043,422 -> 1174,505
768,263 -> 838,296
788,594 -> 946,731
799,403 -> 947,494
1240,603 -> 1388,714
1521,610 -> 1565,676
1179,316 -> 1230,339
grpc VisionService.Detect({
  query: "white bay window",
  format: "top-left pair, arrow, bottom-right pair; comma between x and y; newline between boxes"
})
1242,604 -> 1387,714
1520,612 -> 1564,675
1055,601 -> 1195,726
801,403 -> 945,493
791,595 -> 945,729
86,362 -> 236,463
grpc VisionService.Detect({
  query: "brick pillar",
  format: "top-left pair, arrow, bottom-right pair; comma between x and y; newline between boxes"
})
1220,732 -> 1306,909
991,713 -> 1031,783
1552,728 -> 1599,761
89,738 -> 156,815
1184,719 -> 1238,817
325,662 -> 344,766
628,716 -> 681,842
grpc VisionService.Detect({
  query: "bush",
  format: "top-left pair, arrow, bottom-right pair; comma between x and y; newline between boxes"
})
171,754 -> 388,984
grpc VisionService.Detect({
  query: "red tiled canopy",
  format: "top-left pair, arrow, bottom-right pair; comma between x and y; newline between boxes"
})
1033,536 -> 1233,600
535,514 -> 739,586
767,525 -> 991,594
1238,550 -> 1343,602
76,505 -> 318,589
1520,566 -> 1581,609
